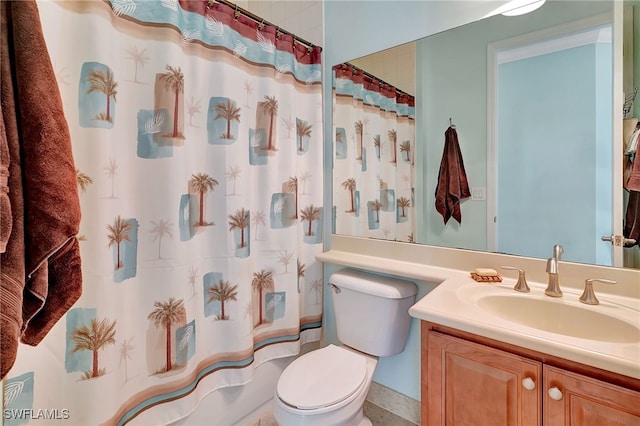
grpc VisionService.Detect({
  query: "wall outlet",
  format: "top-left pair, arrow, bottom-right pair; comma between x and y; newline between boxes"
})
471,187 -> 486,201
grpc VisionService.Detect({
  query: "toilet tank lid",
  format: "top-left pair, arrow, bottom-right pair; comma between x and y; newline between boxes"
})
329,269 -> 417,299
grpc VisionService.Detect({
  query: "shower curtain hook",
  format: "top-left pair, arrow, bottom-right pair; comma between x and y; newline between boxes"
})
234,4 -> 240,20
206,0 -> 214,9
258,19 -> 265,31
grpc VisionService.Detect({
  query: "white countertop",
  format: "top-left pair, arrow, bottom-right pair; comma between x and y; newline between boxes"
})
409,276 -> 640,379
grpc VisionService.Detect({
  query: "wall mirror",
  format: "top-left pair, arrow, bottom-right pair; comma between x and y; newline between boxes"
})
332,0 -> 640,270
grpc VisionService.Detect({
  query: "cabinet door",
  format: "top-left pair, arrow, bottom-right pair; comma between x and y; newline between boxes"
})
544,365 -> 640,426
426,331 -> 542,426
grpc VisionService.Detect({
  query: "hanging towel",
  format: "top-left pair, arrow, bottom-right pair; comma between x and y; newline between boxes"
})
627,126 -> 640,192
435,126 -> 471,224
0,108 -> 11,253
623,119 -> 639,190
625,144 -> 640,247
624,190 -> 640,247
1,0 -> 82,379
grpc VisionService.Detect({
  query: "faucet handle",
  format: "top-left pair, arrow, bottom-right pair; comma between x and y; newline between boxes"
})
579,278 -> 617,305
501,266 -> 530,293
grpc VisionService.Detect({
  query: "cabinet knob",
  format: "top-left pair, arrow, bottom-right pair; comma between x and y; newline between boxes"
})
548,386 -> 563,401
522,377 -> 536,391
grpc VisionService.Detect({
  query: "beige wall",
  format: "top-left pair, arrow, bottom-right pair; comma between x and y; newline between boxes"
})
349,42 -> 416,96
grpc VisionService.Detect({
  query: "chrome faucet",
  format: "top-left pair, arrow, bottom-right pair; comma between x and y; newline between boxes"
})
545,244 -> 564,297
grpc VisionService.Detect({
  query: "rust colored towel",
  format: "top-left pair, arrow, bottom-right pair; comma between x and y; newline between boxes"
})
1,108 -> 11,253
624,191 -> 639,247
434,126 -> 471,224
624,153 -> 640,247
1,0 -> 82,379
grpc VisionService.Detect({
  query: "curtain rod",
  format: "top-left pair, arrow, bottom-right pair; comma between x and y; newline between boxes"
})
344,62 -> 413,98
206,0 -> 316,50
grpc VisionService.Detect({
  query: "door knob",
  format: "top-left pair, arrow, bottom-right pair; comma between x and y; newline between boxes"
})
548,386 -> 563,401
601,235 -> 636,246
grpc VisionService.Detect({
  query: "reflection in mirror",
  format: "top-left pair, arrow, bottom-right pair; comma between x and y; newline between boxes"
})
332,0 -> 640,270
417,1 -> 625,267
489,20 -> 613,265
332,62 -> 416,242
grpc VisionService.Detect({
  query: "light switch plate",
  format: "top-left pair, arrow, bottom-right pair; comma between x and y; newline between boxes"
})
471,187 -> 486,201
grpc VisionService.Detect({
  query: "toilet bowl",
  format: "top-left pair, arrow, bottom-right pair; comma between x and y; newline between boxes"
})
273,344 -> 378,426
272,269 -> 417,426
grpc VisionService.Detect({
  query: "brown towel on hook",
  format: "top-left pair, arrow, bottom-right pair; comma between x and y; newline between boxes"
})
1,0 -> 82,379
435,126 -> 471,224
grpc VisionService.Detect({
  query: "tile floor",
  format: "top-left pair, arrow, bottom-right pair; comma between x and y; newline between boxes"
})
245,402 -> 417,426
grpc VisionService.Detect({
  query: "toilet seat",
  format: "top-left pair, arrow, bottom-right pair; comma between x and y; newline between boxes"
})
277,345 -> 367,410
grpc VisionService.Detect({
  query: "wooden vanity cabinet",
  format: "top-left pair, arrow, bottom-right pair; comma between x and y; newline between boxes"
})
422,322 -> 640,426
543,365 -> 640,425
425,330 -> 542,425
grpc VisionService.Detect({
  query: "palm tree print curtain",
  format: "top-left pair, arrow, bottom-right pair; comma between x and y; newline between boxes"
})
3,1 -> 323,424
333,64 -> 415,242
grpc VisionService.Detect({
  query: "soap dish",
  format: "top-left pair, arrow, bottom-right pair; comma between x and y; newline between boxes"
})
470,272 -> 502,283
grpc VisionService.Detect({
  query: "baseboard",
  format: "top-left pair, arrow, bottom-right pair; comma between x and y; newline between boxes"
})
365,382 -> 420,425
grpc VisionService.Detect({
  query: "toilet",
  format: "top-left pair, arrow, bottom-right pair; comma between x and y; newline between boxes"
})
273,269 -> 418,426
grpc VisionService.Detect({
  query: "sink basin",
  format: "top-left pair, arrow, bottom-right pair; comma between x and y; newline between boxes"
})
476,294 -> 640,343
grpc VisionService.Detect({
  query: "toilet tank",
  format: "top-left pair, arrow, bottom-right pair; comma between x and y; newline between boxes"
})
329,269 -> 418,357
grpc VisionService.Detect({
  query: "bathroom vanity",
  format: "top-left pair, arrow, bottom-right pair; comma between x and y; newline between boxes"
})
410,268 -> 640,425
421,323 -> 639,425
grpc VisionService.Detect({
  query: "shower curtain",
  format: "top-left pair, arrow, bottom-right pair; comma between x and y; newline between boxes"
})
333,64 -> 415,242
3,1 -> 323,424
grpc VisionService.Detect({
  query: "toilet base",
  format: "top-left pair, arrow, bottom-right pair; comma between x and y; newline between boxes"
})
348,411 -> 372,426
273,403 -> 372,426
